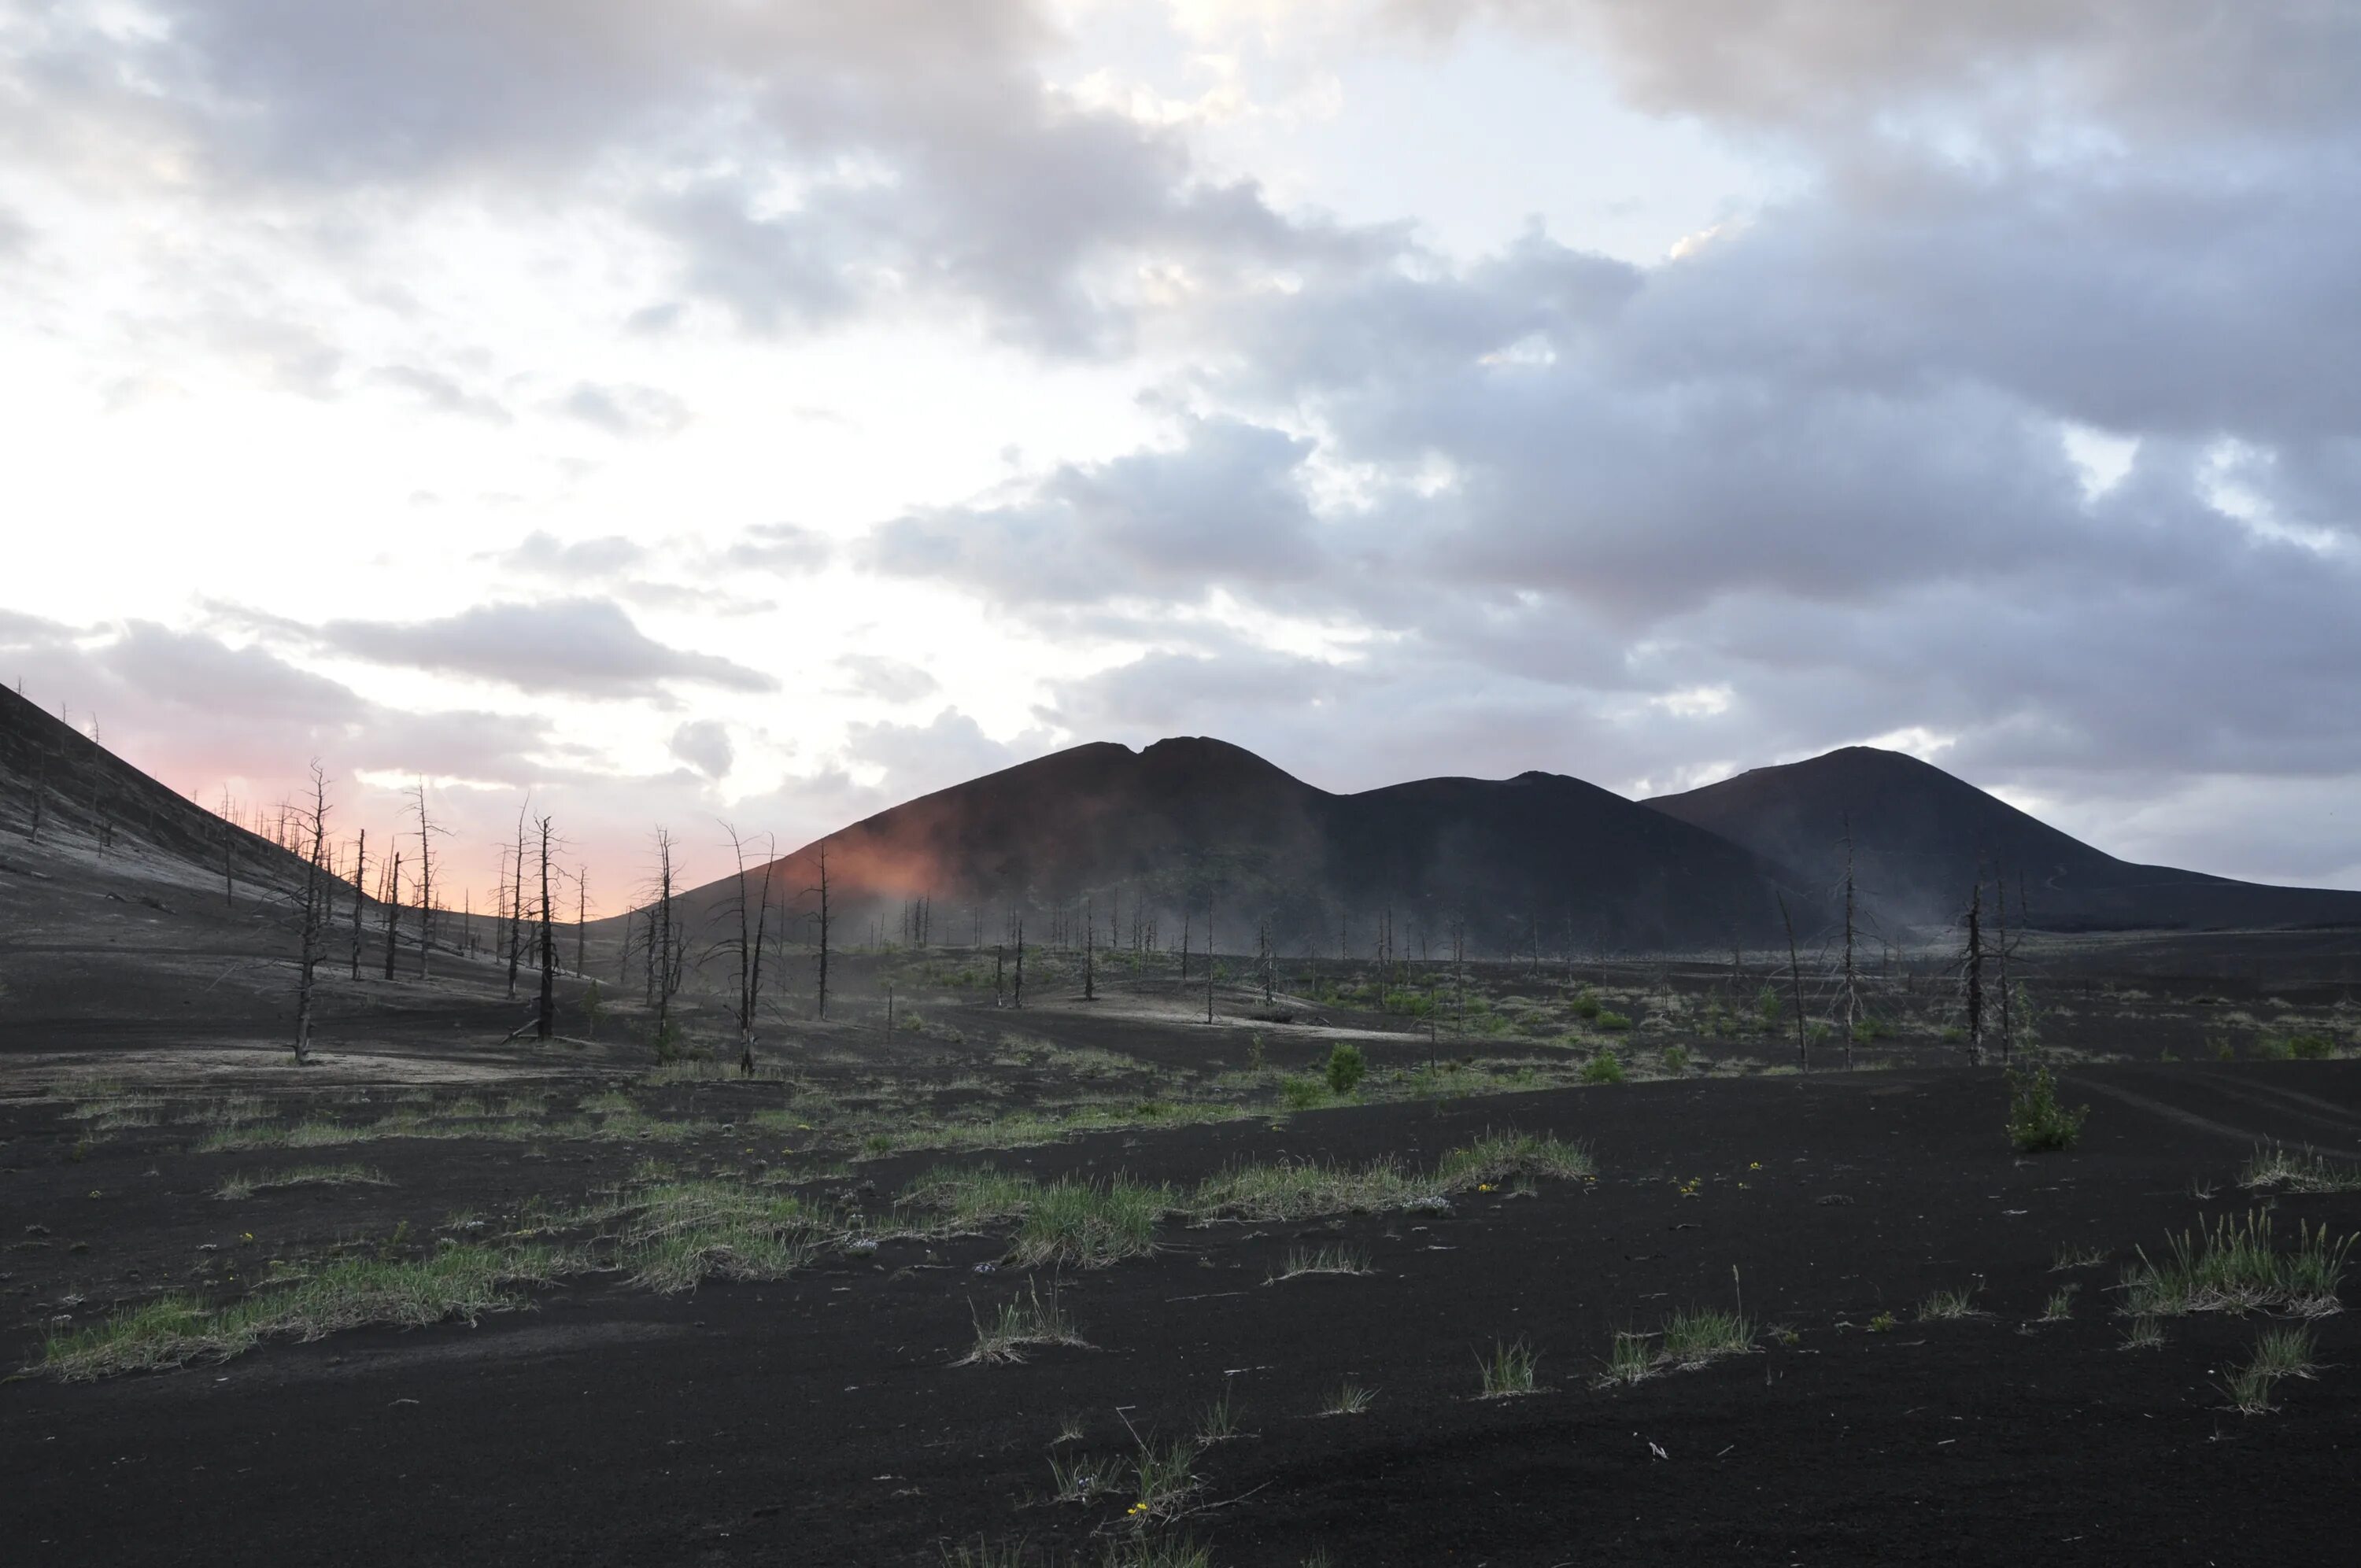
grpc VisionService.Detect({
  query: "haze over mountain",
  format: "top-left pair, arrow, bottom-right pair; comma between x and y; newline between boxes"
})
646,736 -> 1827,957
655,738 -> 2361,957
12,695 -> 2357,961
1646,747 -> 2361,934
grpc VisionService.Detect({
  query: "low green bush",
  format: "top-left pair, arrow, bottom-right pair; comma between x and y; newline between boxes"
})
2004,1060 -> 2087,1153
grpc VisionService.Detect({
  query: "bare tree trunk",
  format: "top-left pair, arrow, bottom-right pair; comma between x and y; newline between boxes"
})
1993,862 -> 2012,1063
1204,897 -> 1215,1024
1780,893 -> 1808,1071
382,852 -> 402,981
1013,919 -> 1024,1009
1841,818 -> 1860,1071
293,764 -> 331,1065
349,828 -> 367,981
408,780 -> 438,979
532,815 -> 556,1041
576,866 -> 588,977
506,806 -> 527,1000
722,824 -> 777,1075
1084,892 -> 1096,1001
807,842 -> 831,1020
1963,881 -> 1986,1067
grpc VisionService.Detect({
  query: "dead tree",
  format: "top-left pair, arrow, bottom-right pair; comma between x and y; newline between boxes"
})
1962,881 -> 1986,1066
1013,918 -> 1025,1009
1779,892 -> 1808,1070
575,865 -> 589,976
1839,818 -> 1861,1071
534,815 -> 557,1041
1204,895 -> 1216,1025
994,942 -> 1006,1006
1084,892 -> 1096,1001
407,779 -> 445,978
807,841 -> 832,1020
348,828 -> 368,980
291,763 -> 332,1065
1993,861 -> 2015,1063
218,786 -> 234,905
718,823 -> 778,1076
650,826 -> 680,1043
382,851 -> 403,981
505,806 -> 528,1000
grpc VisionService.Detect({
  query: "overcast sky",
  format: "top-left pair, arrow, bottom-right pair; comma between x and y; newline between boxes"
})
4,0 -> 2357,905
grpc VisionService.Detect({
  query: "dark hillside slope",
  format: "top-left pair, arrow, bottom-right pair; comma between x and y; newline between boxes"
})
0,683 -> 316,896
650,737 -> 1826,956
1646,747 -> 2361,932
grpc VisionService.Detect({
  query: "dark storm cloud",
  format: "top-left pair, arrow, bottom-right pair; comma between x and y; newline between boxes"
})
255,598 -> 776,701
866,418 -> 1326,606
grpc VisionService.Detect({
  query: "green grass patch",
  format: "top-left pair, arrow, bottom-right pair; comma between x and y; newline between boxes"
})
1266,1243 -> 1373,1282
1476,1335 -> 1543,1397
1579,1050 -> 1625,1085
2241,1141 -> 2361,1194
41,1241 -> 581,1380
1007,1176 -> 1171,1268
212,1164 -> 388,1200
2118,1209 -> 2353,1317
960,1282 -> 1088,1365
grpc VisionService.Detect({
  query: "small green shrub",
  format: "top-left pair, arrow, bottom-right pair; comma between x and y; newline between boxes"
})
1325,1042 -> 1366,1095
1594,1010 -> 1632,1031
1280,1075 -> 1326,1110
1570,990 -> 1602,1021
1661,1044 -> 1690,1075
1580,1049 -> 1625,1085
2004,1061 -> 2087,1152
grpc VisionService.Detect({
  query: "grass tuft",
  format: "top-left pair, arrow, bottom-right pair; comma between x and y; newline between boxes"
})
1321,1380 -> 1376,1416
1266,1243 -> 1375,1283
1659,1306 -> 1755,1365
41,1241 -> 580,1380
1435,1130 -> 1594,1188
2241,1141 -> 2361,1194
1007,1176 -> 1171,1269
1917,1286 -> 1980,1321
960,1282 -> 1088,1365
2118,1209 -> 2354,1317
1596,1330 -> 1655,1387
1476,1335 -> 1543,1398
212,1164 -> 388,1200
